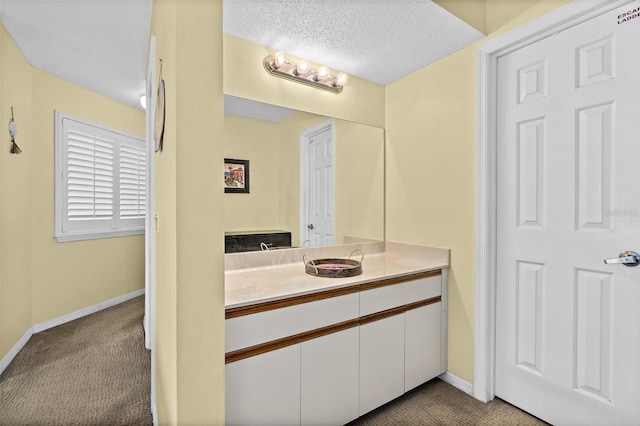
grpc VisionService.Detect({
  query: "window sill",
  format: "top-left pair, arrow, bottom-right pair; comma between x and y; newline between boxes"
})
55,228 -> 144,243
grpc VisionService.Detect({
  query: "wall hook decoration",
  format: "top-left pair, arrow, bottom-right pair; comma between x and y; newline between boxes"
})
154,58 -> 165,152
9,106 -> 22,154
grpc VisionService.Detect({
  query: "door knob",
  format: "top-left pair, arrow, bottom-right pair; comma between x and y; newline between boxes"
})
307,224 -> 314,230
604,251 -> 640,267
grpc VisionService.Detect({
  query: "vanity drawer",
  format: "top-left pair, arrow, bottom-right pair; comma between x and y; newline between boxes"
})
226,292 -> 359,352
360,273 -> 441,316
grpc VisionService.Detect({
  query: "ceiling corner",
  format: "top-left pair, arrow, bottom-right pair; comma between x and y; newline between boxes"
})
433,0 -> 487,35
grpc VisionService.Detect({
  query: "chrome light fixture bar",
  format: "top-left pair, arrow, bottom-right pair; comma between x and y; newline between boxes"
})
263,52 -> 348,94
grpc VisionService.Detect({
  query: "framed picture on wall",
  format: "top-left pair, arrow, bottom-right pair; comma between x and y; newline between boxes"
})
224,158 -> 250,193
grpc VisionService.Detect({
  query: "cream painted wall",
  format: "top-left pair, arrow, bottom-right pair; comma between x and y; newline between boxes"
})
385,0 -> 570,383
334,120 -> 385,244
223,116 -> 281,232
150,1 -> 178,422
0,23 -> 145,362
30,69 -> 145,326
223,35 -> 385,128
151,0 -> 225,424
1,23 -> 33,359
434,0 -> 487,33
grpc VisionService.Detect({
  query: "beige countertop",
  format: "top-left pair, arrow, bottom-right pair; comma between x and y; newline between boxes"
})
225,241 -> 449,308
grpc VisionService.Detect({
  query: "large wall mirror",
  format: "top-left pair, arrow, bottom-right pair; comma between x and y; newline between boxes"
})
223,95 -> 384,249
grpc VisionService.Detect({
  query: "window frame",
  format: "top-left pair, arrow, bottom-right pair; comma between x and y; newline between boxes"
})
54,111 -> 146,242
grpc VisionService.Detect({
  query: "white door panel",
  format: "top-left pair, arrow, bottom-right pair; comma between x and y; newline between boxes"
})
496,4 -> 640,424
301,121 -> 334,247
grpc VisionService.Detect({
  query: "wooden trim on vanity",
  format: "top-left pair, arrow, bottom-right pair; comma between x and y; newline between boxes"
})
226,317 -> 361,363
404,296 -> 442,312
358,296 -> 442,326
358,270 -> 441,292
359,305 -> 407,326
225,269 -> 442,319
225,286 -> 359,319
225,295 -> 442,364
225,335 -> 299,364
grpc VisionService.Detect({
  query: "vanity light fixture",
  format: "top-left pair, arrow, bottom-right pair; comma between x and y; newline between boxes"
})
263,52 -> 348,94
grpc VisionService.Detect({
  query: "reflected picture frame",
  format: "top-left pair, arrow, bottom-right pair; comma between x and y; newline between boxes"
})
224,158 -> 250,193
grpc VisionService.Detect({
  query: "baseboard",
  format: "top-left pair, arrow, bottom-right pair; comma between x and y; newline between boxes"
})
32,288 -> 145,334
439,371 -> 474,396
0,327 -> 34,376
2,289 -> 145,375
152,397 -> 158,426
2,289 -> 145,376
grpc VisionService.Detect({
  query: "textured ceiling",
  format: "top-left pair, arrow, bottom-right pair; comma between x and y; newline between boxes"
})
0,0 -> 152,111
223,0 -> 484,85
0,0 -> 484,114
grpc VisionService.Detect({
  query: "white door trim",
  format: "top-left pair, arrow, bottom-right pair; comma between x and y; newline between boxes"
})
144,35 -> 157,425
299,119 -> 335,245
144,38 -> 156,350
474,0 -> 634,403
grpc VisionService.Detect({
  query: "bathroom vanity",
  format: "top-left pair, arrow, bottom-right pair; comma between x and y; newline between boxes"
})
224,242 -> 449,425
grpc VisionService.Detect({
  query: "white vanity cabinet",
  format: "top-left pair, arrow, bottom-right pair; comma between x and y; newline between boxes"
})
359,313 -> 405,415
301,327 -> 360,425
405,302 -> 443,392
358,271 -> 443,415
226,344 -> 301,426
225,269 -> 447,426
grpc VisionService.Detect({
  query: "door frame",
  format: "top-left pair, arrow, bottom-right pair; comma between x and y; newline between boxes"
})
299,119 -> 335,246
474,0 -> 634,403
144,35 -> 157,423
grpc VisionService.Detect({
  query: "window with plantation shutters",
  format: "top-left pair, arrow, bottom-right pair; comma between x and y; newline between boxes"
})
65,124 -> 115,228
55,112 -> 146,242
118,137 -> 146,227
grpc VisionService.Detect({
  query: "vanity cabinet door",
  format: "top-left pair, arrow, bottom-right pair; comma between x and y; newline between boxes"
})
301,327 -> 359,425
405,302 -> 443,392
359,313 -> 405,416
225,344 -> 301,426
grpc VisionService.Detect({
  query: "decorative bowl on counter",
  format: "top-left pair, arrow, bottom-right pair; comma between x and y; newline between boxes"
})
303,249 -> 363,278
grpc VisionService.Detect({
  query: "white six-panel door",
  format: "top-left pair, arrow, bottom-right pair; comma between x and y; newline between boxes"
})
301,121 -> 334,247
496,3 -> 640,424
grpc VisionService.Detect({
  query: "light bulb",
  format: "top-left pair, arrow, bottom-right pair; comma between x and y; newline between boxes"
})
140,94 -> 146,110
317,66 -> 329,79
336,72 -> 348,86
274,51 -> 287,67
297,61 -> 309,73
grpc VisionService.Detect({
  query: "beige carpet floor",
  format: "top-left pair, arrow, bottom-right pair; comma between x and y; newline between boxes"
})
0,296 -> 152,425
348,379 -> 548,426
1,295 -> 545,425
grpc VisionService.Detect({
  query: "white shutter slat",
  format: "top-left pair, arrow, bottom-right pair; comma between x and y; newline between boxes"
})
119,139 -> 146,220
66,127 -> 114,221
